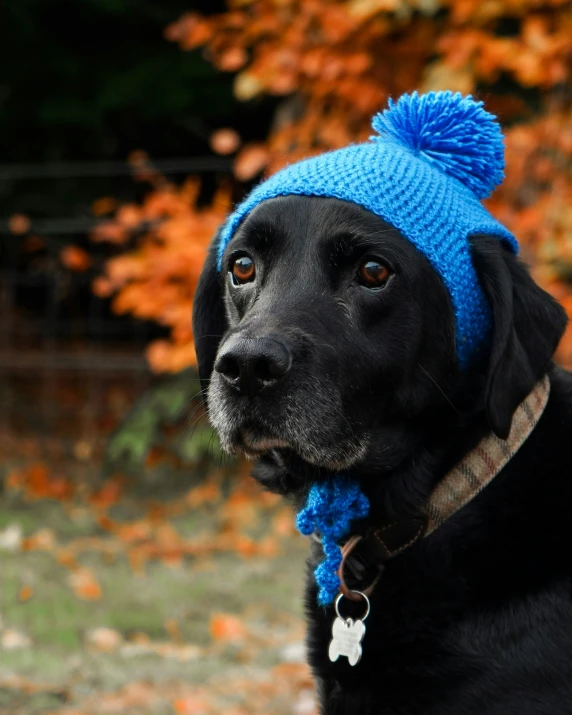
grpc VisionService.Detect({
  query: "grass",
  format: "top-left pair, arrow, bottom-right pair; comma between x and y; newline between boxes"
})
0,491 -> 310,714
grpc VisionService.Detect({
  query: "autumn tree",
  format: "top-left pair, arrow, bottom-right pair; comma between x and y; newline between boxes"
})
92,0 -> 572,371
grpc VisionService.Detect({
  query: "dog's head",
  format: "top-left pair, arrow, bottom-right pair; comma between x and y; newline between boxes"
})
193,194 -> 566,485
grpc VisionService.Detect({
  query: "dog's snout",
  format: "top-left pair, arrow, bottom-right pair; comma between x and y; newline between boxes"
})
215,337 -> 292,395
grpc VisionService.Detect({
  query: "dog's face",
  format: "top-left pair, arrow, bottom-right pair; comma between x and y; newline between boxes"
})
205,196 -> 458,473
194,195 -> 566,487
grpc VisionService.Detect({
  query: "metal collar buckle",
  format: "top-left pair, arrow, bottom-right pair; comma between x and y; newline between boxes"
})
338,534 -> 384,602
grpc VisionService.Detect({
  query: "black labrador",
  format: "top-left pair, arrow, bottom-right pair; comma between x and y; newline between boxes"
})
193,195 -> 572,714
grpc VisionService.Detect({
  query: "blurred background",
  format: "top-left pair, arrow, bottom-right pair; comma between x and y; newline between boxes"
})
0,1 -> 570,713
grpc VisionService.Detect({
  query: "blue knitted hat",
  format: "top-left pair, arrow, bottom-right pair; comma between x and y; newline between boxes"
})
217,91 -> 519,368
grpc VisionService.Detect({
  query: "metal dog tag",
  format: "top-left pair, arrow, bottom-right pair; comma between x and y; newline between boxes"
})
328,591 -> 370,666
328,616 -> 366,666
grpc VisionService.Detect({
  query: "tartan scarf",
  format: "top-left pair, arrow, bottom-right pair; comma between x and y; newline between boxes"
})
425,374 -> 550,534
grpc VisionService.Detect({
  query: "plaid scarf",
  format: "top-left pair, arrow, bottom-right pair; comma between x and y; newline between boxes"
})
426,374 -> 550,535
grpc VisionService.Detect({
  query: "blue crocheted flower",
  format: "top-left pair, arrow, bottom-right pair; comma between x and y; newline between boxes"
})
296,477 -> 370,606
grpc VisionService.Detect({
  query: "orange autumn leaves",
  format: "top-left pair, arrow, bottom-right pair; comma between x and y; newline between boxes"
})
7,462 -> 74,502
172,663 -> 315,715
486,107 -> 572,363
166,0 -> 572,174
91,179 -> 231,373
172,608 -> 314,715
210,612 -> 248,642
5,461 -> 296,604
91,0 -> 571,373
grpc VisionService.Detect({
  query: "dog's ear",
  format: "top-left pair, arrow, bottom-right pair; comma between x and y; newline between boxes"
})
192,233 -> 228,395
470,235 -> 567,438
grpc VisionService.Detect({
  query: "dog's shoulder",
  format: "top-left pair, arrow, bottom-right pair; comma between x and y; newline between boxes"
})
309,368 -> 572,714
445,366 -> 572,594
431,368 -> 572,712
490,366 -> 572,527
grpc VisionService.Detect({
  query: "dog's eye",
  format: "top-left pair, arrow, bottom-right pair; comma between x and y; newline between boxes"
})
357,260 -> 391,289
231,255 -> 256,285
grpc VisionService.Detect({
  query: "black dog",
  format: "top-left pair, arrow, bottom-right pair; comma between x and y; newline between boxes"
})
193,195 -> 572,714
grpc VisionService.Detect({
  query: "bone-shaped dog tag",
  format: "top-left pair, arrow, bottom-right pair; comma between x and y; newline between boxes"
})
328,616 -> 366,666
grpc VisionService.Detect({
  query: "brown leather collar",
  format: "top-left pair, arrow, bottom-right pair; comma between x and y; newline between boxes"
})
336,375 -> 551,601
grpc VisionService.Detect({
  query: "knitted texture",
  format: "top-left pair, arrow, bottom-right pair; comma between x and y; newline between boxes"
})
371,92 -> 505,199
296,476 -> 370,606
216,91 -> 519,368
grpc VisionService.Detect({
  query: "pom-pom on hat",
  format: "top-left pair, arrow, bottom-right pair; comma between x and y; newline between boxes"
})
217,91 -> 518,368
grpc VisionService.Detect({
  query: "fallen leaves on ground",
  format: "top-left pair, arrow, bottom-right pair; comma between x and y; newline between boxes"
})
18,585 -> 33,602
209,613 -> 247,643
68,567 -> 103,601
85,626 -> 124,652
5,464 -> 288,599
1,458 -> 314,714
1,628 -> 32,650
169,661 -> 315,715
86,628 -> 202,662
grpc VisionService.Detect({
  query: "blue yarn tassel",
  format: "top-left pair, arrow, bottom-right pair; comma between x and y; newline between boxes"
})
296,476 -> 370,606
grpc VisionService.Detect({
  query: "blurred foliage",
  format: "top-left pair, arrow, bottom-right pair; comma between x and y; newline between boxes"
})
91,174 -> 230,372
91,0 -> 572,372
0,0 -> 231,164
1,0 -> 269,225
104,369 -> 221,471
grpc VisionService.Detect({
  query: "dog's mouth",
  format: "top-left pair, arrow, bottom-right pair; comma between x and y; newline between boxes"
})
235,429 -> 290,459
207,375 -> 370,471
221,421 -> 369,471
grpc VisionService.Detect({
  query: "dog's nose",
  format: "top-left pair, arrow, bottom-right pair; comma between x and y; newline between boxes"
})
214,337 -> 292,395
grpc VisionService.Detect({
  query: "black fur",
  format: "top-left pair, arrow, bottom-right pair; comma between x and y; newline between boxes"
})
193,195 -> 572,714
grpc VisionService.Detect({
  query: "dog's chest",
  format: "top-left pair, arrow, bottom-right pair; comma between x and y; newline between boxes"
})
305,534 -> 494,713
